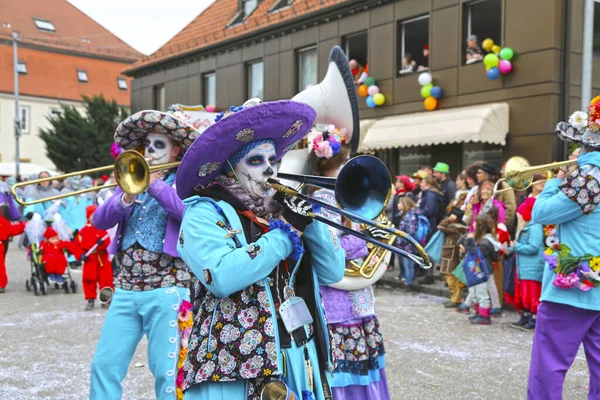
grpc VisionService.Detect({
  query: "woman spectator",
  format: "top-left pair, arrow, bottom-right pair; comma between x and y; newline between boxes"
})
470,180 -> 506,231
419,175 -> 444,240
477,162 -> 517,232
449,172 -> 469,211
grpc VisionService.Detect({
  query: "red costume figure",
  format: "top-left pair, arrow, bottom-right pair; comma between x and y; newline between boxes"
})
75,205 -> 113,310
40,227 -> 79,282
0,216 -> 26,292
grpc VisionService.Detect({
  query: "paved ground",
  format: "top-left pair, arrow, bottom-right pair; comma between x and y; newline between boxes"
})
0,245 -> 591,399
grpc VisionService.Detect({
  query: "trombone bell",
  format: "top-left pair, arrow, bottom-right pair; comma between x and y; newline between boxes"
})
496,156 -> 577,193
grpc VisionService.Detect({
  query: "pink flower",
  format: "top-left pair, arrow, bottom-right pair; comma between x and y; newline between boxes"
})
178,309 -> 191,321
179,300 -> 193,313
110,143 -> 124,160
552,273 -> 580,289
579,282 -> 593,292
314,141 -> 333,159
176,369 -> 185,387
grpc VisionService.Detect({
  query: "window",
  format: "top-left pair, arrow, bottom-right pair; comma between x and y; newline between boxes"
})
593,1 -> 600,58
117,77 -> 128,90
396,146 -> 432,175
154,85 -> 166,111
77,70 -> 88,82
229,0 -> 262,25
397,15 -> 429,76
462,143 -> 503,170
246,61 -> 264,100
17,61 -> 27,74
33,18 -> 55,32
297,46 -> 317,92
270,0 -> 293,12
19,106 -> 30,134
203,73 -> 216,107
462,0 -> 502,64
342,32 -> 369,79
79,37 -> 91,44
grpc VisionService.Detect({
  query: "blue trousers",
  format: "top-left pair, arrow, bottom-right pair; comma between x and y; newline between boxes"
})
400,257 -> 415,286
184,336 -> 325,400
90,287 -> 188,400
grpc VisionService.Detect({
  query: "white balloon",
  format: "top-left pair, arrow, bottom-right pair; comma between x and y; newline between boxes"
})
418,72 -> 433,86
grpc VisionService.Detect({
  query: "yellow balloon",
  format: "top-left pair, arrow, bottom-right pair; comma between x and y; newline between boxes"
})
373,93 -> 386,106
482,38 -> 494,52
492,45 -> 501,55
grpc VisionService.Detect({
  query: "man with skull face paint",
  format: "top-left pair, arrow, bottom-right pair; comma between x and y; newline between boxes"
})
90,108 -> 201,399
175,99 -> 346,400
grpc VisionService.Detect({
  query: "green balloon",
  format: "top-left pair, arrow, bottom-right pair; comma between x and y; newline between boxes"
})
365,77 -> 376,87
499,47 -> 514,60
483,53 -> 499,68
420,83 -> 433,98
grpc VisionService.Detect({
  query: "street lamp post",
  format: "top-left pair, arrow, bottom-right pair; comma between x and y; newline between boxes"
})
12,31 -> 21,180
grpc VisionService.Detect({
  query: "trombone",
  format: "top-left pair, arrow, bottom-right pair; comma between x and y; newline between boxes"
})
493,156 -> 577,194
268,155 -> 432,269
11,150 -> 180,206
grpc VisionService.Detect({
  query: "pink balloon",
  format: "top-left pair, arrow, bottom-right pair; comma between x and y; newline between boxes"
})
498,60 -> 512,74
205,105 -> 215,112
367,85 -> 380,96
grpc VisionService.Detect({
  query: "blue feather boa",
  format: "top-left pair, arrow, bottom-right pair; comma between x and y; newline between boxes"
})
269,219 -> 304,260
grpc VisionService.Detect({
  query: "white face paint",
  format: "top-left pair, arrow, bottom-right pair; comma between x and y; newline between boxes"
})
144,132 -> 174,165
234,142 -> 278,198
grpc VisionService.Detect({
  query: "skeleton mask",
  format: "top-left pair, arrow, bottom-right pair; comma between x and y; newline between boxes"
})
234,141 -> 278,198
144,132 -> 174,165
69,176 -> 82,190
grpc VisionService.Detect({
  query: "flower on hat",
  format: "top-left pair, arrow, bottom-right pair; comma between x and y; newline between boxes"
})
110,142 -> 124,160
569,111 -> 588,130
311,126 -> 347,159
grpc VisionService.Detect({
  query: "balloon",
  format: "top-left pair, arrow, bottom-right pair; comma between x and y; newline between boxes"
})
482,38 -> 494,52
366,96 -> 376,108
205,105 -> 215,112
486,67 -> 500,80
420,83 -> 433,98
358,84 -> 369,97
483,54 -> 499,68
498,59 -> 513,74
368,85 -> 380,96
492,45 -> 501,55
373,93 -> 386,106
500,47 -> 514,60
365,77 -> 376,87
424,96 -> 438,111
430,86 -> 443,99
418,72 -> 433,86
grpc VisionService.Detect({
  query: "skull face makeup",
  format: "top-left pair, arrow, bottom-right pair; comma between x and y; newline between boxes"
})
234,142 -> 278,198
144,132 -> 175,165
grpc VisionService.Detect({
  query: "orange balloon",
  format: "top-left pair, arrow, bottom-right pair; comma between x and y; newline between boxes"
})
358,84 -> 369,97
424,96 -> 438,111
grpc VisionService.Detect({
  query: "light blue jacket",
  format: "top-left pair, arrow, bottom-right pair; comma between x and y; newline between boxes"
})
512,223 -> 545,282
532,151 -> 600,311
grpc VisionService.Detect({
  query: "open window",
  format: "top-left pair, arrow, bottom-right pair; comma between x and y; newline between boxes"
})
17,61 -> 27,74
246,60 -> 264,99
462,0 -> 502,65
397,15 -> 429,76
342,31 -> 368,84
296,46 -> 317,92
229,0 -> 262,26
33,18 -> 55,32
203,73 -> 216,107
117,77 -> 128,90
77,69 -> 88,82
270,0 -> 293,12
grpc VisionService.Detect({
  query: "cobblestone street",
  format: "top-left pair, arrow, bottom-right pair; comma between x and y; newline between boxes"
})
0,246 -> 591,399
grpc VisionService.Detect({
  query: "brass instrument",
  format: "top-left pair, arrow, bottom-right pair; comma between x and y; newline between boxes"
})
269,155 -> 432,270
346,215 -> 396,279
493,156 -> 577,194
11,150 -> 180,206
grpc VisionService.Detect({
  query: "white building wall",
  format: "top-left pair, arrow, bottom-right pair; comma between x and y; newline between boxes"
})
0,93 -> 85,174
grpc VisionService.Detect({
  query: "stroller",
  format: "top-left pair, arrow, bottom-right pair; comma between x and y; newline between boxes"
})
24,215 -> 77,296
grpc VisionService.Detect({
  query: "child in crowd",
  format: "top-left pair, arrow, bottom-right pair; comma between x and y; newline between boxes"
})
437,208 -> 468,308
506,197 -> 544,331
456,214 -> 499,324
395,196 -> 420,289
486,206 -> 510,317
470,180 -> 506,231
0,212 -> 27,293
74,205 -> 113,311
40,227 -> 79,283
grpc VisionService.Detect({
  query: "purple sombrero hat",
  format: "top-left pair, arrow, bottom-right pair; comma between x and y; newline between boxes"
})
176,100 -> 316,199
114,109 -> 201,156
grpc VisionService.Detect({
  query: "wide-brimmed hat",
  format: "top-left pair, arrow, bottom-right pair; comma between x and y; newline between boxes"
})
556,96 -> 600,148
114,109 -> 201,155
479,162 -> 500,176
176,100 -> 316,199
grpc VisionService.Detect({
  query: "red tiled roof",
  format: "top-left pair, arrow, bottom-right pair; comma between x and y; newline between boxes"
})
0,0 -> 141,61
126,0 -> 347,73
0,45 -> 132,106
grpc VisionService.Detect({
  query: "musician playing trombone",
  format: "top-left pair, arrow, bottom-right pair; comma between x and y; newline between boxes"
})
175,99 -> 345,400
89,108 -> 200,399
528,99 -> 600,399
